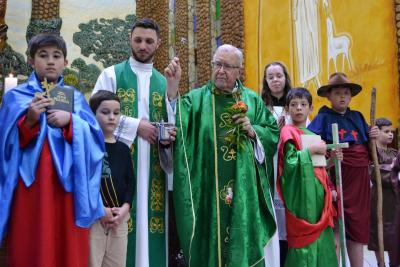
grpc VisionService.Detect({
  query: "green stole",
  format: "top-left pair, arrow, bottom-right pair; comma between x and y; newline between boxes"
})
174,81 -> 278,267
114,60 -> 168,267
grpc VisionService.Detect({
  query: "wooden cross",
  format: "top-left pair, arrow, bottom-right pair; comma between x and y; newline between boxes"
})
331,123 -> 349,267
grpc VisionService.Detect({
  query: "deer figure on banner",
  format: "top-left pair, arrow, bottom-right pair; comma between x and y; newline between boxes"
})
326,17 -> 353,76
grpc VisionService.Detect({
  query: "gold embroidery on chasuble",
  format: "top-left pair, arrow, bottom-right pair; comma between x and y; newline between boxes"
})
117,88 -> 136,117
220,180 -> 234,206
151,92 -> 163,121
128,217 -> 134,233
152,92 -> 163,107
152,146 -> 159,158
153,163 -> 162,176
130,145 -> 135,156
219,111 -> 237,161
127,148 -> 135,233
150,217 -> 164,233
150,178 -> 164,212
224,227 -> 231,243
116,88 -> 136,234
219,112 -> 232,128
221,146 -> 236,161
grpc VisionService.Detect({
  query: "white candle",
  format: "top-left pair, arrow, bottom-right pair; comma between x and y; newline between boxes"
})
4,73 -> 18,92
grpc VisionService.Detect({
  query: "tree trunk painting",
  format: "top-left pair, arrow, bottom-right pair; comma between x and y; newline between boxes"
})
27,0 -> 61,42
136,0 -> 169,75
0,0 -> 8,52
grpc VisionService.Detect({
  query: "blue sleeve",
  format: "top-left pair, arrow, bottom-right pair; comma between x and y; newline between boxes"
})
308,114 -> 326,139
357,111 -> 370,136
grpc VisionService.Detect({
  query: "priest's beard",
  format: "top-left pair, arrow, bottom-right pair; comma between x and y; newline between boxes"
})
131,49 -> 156,64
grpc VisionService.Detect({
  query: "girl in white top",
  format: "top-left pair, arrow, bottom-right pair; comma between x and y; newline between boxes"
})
262,61 -> 292,267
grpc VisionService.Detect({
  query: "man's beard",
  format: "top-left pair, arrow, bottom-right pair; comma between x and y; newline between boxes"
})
131,49 -> 155,63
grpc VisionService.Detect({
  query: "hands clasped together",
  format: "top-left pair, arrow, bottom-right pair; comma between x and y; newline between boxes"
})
100,204 -> 130,234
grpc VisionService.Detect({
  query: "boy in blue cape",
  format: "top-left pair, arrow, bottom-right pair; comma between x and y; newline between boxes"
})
0,33 -> 105,267
308,72 -> 378,267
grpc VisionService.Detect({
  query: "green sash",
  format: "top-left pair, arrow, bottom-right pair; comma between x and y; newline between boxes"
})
115,60 -> 168,267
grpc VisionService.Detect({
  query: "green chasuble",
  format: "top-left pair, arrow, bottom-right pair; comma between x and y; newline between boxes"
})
114,60 -> 168,267
279,127 -> 338,267
173,81 -> 278,267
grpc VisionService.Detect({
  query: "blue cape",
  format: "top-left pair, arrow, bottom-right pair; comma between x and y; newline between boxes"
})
0,73 -> 105,243
307,105 -> 369,144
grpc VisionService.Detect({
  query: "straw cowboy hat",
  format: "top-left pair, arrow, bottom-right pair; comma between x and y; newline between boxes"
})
317,72 -> 362,97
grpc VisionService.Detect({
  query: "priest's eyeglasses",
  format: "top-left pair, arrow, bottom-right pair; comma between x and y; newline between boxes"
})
212,61 -> 240,71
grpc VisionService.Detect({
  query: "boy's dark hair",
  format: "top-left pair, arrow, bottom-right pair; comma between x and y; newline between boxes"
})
261,61 -> 292,106
28,33 -> 67,59
130,18 -> 160,38
375,118 -> 392,129
285,87 -> 313,106
90,90 -> 120,113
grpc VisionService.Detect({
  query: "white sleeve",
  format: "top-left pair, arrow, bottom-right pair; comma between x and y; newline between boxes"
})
92,66 -> 117,95
253,130 -> 265,164
114,115 -> 141,148
165,92 -> 177,125
164,93 -> 177,191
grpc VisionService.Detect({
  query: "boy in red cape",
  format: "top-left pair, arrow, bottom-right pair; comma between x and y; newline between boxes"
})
278,88 -> 338,267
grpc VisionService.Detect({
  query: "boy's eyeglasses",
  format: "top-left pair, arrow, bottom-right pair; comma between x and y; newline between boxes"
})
212,61 -> 240,71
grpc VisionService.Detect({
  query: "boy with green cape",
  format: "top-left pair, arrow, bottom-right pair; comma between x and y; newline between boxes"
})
277,88 -> 338,267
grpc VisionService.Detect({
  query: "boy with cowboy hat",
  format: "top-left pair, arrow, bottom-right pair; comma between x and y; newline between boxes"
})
307,72 -> 379,267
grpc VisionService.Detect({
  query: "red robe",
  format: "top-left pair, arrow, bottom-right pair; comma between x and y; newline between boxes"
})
6,117 -> 89,267
332,144 -> 370,243
307,106 -> 371,243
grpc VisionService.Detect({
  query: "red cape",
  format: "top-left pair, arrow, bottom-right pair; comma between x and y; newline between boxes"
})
277,125 -> 335,248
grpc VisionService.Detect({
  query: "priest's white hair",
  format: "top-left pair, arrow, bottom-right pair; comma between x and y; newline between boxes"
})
213,44 -> 243,67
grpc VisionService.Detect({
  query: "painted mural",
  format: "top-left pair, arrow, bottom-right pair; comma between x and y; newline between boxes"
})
0,0 -> 399,128
0,0 -> 136,93
244,0 -> 400,128
293,0 -> 322,88
292,0 -> 353,88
